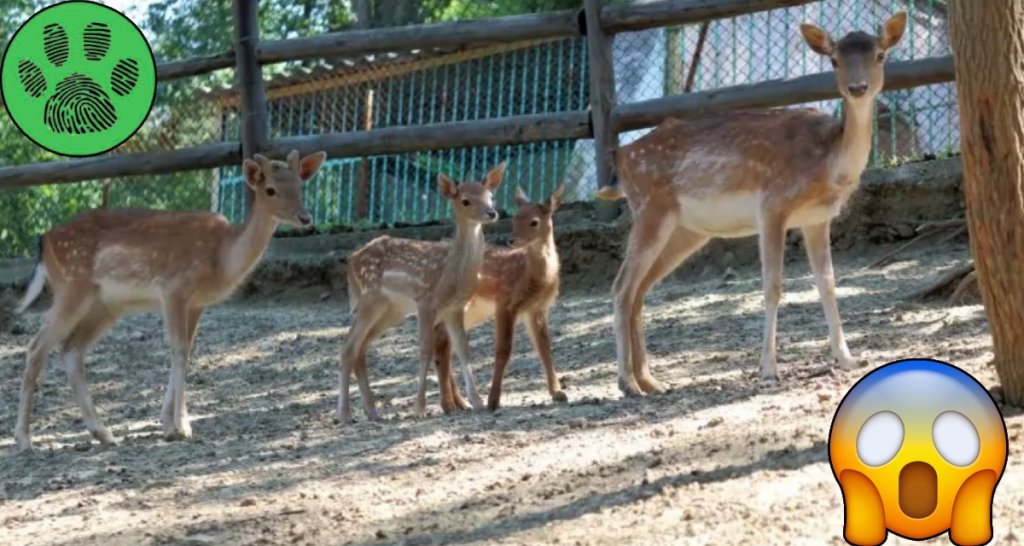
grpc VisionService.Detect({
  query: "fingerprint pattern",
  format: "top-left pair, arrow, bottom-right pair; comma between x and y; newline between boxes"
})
17,20 -> 142,135
17,60 -> 46,98
42,23 -> 69,67
44,73 -> 117,134
83,22 -> 111,61
110,58 -> 139,96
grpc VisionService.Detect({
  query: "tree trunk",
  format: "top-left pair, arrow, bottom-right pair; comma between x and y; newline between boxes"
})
354,0 -> 372,29
948,0 -> 1024,405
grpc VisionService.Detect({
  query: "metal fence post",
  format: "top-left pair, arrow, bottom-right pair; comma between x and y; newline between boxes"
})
232,0 -> 270,212
583,0 -> 620,221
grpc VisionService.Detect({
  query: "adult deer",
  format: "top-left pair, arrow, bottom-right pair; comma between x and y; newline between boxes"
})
339,163 -> 504,424
13,150 -> 327,451
435,185 -> 567,412
596,13 -> 907,394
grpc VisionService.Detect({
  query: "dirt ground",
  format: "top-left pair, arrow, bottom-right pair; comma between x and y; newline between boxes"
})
0,236 -> 1021,546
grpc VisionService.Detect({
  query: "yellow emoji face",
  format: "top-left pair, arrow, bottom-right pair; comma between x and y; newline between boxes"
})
829,359 -> 1007,546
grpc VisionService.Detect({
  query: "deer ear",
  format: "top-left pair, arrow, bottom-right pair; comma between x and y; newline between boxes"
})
287,149 -> 300,170
800,23 -> 835,56
880,11 -> 907,50
516,185 -> 532,206
243,158 -> 264,189
549,184 -> 565,211
438,173 -> 458,198
484,161 -> 507,191
299,151 -> 327,180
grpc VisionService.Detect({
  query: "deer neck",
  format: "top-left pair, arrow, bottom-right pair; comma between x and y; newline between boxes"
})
832,97 -> 875,186
525,233 -> 559,278
447,219 -> 485,288
222,205 -> 280,283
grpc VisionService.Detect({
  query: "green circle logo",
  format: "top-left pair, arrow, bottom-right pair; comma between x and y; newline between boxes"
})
1,0 -> 157,157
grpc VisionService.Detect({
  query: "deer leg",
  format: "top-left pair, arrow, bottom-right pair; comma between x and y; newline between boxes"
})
444,310 -> 484,410
487,309 -> 516,411
62,304 -> 118,445
802,222 -> 859,369
631,227 -> 709,393
15,290 -> 93,452
758,212 -> 788,380
525,311 -> 567,404
434,326 -> 468,413
613,211 -> 674,397
339,302 -> 386,424
355,305 -> 404,419
161,307 -> 203,430
414,307 -> 439,418
160,296 -> 193,441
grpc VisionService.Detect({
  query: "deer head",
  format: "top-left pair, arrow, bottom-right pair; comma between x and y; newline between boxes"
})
508,184 -> 564,248
800,11 -> 907,101
438,161 -> 505,226
243,149 -> 327,229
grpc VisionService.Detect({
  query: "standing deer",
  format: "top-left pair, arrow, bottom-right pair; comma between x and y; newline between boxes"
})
596,13 -> 907,394
12,150 -> 327,451
339,163 -> 505,424
434,185 -> 567,412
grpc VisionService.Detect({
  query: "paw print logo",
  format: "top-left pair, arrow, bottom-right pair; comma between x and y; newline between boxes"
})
1,1 -> 156,157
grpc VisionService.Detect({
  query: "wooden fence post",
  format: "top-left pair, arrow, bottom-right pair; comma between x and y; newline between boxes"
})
583,0 -> 620,221
357,88 -> 375,221
232,0 -> 270,211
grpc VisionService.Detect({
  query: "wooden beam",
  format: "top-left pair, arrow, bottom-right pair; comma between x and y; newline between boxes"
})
583,0 -> 620,221
613,56 -> 956,132
256,11 -> 581,65
602,0 -> 818,34
157,52 -> 236,80
231,0 -> 270,209
0,143 -> 241,190
149,0 -> 815,82
267,111 -> 591,159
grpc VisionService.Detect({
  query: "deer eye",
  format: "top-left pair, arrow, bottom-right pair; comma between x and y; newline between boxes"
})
265,187 -> 277,197
461,199 -> 471,207
530,219 -> 539,227
876,52 -> 886,63
829,57 -> 838,68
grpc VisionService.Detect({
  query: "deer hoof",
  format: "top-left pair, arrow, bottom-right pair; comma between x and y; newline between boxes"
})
551,390 -> 568,403
637,376 -> 667,394
618,377 -> 644,398
90,427 -> 119,446
13,430 -> 32,453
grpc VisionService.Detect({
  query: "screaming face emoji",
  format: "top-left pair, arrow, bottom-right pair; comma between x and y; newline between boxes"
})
829,359 -> 1007,546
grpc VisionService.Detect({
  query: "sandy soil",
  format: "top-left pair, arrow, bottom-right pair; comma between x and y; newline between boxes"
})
1,238 -> 1021,546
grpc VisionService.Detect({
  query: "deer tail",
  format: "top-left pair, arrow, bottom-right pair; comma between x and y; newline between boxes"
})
16,238 -> 47,314
594,148 -> 626,202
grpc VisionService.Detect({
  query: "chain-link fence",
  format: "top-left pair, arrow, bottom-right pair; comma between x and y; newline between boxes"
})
613,0 -> 955,166
0,0 -> 956,258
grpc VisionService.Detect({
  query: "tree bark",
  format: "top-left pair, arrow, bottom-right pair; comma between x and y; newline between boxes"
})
948,0 -> 1024,405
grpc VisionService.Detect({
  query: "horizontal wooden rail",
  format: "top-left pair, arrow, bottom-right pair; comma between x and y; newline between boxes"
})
154,0 -> 817,82
602,0 -> 817,34
266,111 -> 591,158
0,56 -> 954,189
0,143 -> 240,190
614,56 -> 956,132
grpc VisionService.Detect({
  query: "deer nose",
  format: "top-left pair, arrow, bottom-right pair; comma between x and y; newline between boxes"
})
848,82 -> 868,97
297,210 -> 312,226
485,208 -> 499,221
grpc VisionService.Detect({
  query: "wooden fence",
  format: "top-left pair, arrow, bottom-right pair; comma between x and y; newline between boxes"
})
0,0 -> 956,198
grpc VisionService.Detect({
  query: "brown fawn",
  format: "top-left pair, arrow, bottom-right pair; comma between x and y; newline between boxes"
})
339,163 -> 505,424
13,150 -> 327,451
434,185 -> 567,412
596,13 -> 907,394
